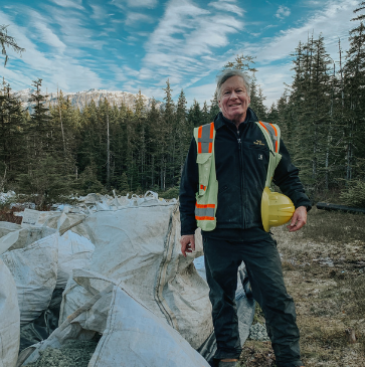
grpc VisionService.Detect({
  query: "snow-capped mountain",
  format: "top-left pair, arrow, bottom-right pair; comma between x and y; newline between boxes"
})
12,88 -> 162,112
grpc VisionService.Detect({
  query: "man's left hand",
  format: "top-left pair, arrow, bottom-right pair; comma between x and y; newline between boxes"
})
287,206 -> 307,232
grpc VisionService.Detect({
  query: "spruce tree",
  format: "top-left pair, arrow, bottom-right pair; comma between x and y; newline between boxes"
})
146,98 -> 161,189
249,79 -> 267,120
187,100 -> 203,127
119,172 -> 130,195
0,24 -> 25,66
0,81 -> 26,187
176,90 -> 190,176
209,91 -> 220,121
342,19 -> 365,181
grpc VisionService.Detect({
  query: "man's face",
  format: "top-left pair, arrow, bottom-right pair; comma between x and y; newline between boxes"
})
218,76 -> 250,122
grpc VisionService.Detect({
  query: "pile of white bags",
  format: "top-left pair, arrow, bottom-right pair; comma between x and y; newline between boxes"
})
1,234 -> 58,326
0,191 -> 255,367
0,209 -> 93,327
0,258 -> 20,367
59,199 -> 212,349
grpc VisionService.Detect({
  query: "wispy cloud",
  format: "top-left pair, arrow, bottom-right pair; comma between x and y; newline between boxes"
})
141,0 -> 244,88
241,0 -> 358,106
185,83 -> 217,106
275,5 -> 290,19
51,8 -> 105,50
28,9 -> 66,52
239,0 -> 357,65
110,0 -> 158,9
0,10 -> 102,93
90,4 -> 109,24
208,1 -> 244,16
125,12 -> 154,26
50,0 -> 84,10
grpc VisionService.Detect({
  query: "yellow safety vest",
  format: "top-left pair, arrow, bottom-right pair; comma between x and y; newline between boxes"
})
193,121 -> 282,231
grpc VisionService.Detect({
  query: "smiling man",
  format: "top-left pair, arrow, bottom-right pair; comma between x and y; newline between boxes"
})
179,69 -> 311,367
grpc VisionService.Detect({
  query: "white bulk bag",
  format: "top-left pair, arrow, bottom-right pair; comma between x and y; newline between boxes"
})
0,226 -> 56,254
56,231 -> 95,288
60,202 -> 212,349
88,282 -> 210,367
0,258 -> 20,367
0,221 -> 21,239
1,234 -> 58,326
24,272 -> 210,367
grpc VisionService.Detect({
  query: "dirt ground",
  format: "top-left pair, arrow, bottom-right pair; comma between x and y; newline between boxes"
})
239,207 -> 365,367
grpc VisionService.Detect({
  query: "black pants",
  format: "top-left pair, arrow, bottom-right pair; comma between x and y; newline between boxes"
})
203,234 -> 303,367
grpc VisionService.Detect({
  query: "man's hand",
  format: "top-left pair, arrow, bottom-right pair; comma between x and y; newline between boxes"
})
287,206 -> 307,232
180,234 -> 195,257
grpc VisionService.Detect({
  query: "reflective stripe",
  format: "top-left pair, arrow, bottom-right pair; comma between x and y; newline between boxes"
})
197,126 -> 203,154
259,121 -> 279,153
195,203 -> 215,219
269,123 -> 279,152
195,216 -> 215,221
198,122 -> 214,154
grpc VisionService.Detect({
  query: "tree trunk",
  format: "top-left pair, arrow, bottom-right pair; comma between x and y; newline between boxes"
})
57,90 -> 66,155
106,112 -> 110,189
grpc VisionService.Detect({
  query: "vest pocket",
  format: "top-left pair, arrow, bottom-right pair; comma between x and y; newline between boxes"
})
196,153 -> 212,196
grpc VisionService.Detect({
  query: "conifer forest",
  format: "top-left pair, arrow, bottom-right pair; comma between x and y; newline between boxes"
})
1,2 -> 365,207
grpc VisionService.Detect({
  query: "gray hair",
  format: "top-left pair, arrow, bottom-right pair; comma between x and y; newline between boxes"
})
216,69 -> 251,99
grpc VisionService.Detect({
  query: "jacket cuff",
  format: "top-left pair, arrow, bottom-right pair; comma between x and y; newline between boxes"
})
181,221 -> 197,236
289,192 -> 312,211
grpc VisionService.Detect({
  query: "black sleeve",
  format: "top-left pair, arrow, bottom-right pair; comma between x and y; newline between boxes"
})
179,136 -> 199,235
273,139 -> 312,211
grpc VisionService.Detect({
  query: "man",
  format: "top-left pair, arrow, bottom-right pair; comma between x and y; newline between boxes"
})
179,69 -> 311,367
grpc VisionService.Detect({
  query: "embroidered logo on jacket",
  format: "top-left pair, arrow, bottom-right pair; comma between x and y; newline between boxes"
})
254,140 -> 266,146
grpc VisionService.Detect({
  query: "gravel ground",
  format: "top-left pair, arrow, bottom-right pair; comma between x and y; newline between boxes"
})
248,323 -> 270,342
25,339 -> 99,367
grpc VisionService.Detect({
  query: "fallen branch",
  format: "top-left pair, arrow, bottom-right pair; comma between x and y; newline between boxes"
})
316,202 -> 365,214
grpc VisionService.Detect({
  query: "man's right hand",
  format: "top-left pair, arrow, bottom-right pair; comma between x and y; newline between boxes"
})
180,234 -> 195,257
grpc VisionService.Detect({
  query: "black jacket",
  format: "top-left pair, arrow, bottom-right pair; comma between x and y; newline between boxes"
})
179,108 -> 312,236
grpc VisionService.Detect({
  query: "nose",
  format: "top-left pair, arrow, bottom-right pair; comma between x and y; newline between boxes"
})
229,91 -> 238,99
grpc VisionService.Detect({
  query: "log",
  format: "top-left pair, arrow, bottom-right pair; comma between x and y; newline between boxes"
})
316,202 -> 365,214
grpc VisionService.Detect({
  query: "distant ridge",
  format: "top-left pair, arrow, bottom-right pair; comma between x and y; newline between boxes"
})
12,88 -> 162,111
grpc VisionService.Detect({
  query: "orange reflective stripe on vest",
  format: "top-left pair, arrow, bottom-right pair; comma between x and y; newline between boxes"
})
197,122 -> 214,154
259,121 -> 279,153
195,203 -> 215,220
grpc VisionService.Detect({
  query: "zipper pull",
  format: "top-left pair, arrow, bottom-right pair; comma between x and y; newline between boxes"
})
238,138 -> 241,150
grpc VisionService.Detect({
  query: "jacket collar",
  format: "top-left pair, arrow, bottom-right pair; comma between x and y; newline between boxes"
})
214,108 -> 258,130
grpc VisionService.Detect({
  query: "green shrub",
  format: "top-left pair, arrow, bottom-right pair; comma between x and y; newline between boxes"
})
160,186 -> 179,200
339,180 -> 365,207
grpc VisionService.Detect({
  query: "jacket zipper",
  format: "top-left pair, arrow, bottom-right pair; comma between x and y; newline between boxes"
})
237,131 -> 245,227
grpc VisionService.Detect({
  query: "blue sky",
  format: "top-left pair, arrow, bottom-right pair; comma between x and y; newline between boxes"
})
0,0 -> 360,107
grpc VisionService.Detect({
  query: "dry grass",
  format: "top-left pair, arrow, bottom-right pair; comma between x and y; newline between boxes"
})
239,207 -> 365,367
0,205 -> 23,224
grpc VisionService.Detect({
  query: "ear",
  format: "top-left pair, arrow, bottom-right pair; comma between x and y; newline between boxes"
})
218,98 -> 222,110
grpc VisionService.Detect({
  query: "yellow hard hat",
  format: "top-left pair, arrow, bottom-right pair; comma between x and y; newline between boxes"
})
261,187 -> 295,232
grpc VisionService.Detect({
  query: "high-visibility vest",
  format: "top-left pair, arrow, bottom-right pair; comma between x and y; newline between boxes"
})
193,121 -> 282,231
